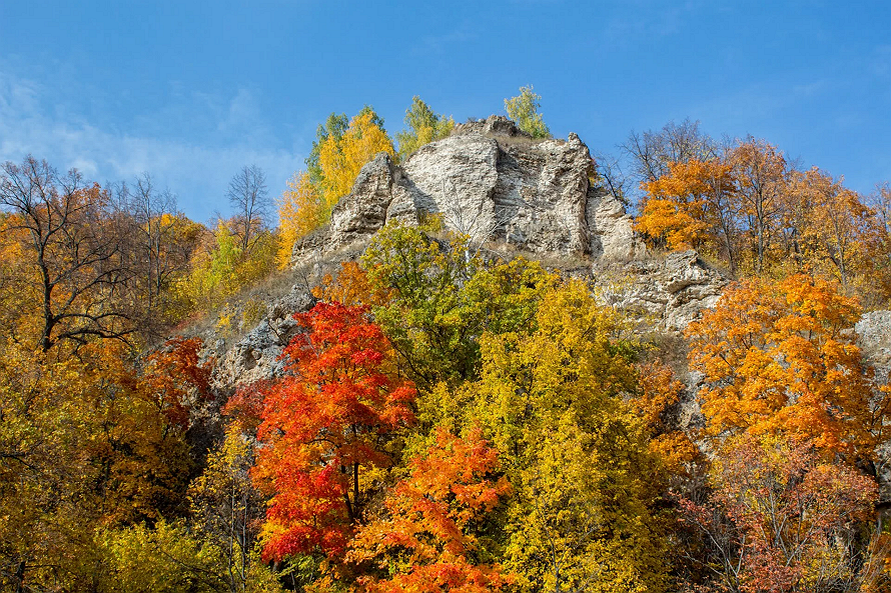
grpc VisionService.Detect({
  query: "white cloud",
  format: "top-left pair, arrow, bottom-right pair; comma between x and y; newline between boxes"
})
0,67 -> 303,223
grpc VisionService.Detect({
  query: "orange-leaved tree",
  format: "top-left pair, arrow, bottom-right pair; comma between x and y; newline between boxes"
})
686,273 -> 888,459
251,302 -> 416,561
311,261 -> 391,308
636,158 -> 737,268
347,426 -> 513,592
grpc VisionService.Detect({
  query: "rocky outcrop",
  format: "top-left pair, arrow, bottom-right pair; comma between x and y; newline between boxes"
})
211,287 -> 315,389
857,310 -> 891,382
595,250 -> 729,331
292,116 -> 642,266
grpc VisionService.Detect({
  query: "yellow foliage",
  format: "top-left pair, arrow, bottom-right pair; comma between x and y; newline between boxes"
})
421,280 -> 667,592
277,171 -> 324,269
318,109 -> 394,207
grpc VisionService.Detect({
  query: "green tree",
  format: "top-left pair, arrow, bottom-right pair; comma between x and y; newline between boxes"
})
362,222 -> 555,390
395,96 -> 455,160
504,85 -> 551,139
305,113 -> 349,188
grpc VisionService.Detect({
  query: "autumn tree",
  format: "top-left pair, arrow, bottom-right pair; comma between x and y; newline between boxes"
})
727,139 -> 789,275
277,171 -> 324,268
250,302 -> 416,561
174,219 -> 277,315
0,156 -> 134,351
189,423 -> 270,592
636,158 -> 737,268
319,107 -> 394,207
306,112 -> 350,187
346,427 -> 513,592
678,434 -> 885,593
788,168 -> 872,289
633,359 -> 703,484
395,96 -> 455,160
280,107 -> 394,249
504,85 -> 550,139
686,274 -> 888,459
311,260 -> 391,308
0,336 -> 207,589
421,280 -> 668,592
228,164 -> 270,257
622,118 -> 716,186
362,222 -> 555,389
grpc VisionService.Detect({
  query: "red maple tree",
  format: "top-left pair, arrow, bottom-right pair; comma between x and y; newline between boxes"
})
251,302 -> 416,560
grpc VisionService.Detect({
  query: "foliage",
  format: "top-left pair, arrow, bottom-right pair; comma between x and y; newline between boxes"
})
633,359 -> 703,481
277,171 -> 324,268
0,157 -> 135,351
422,280 -> 668,592
686,274 -> 887,458
347,427 -> 513,592
395,96 -> 455,160
678,434 -> 885,593
318,107 -> 394,209
250,302 -> 416,561
504,85 -> 551,139
311,260 -> 391,307
279,107 -> 394,252
190,422 -> 271,593
173,220 -> 278,315
635,158 -> 736,268
0,338 -> 202,589
93,520 -> 228,592
363,221 -> 556,389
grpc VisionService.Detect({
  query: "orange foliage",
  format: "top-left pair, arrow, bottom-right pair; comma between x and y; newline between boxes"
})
636,159 -> 735,258
633,360 -> 702,478
686,274 -> 887,457
348,426 -> 513,592
251,302 -> 416,561
312,261 -> 391,307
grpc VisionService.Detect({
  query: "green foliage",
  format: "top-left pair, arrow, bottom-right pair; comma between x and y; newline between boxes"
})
504,85 -> 551,139
362,221 -> 556,390
306,106 -> 386,187
306,112 -> 349,187
395,96 -> 455,160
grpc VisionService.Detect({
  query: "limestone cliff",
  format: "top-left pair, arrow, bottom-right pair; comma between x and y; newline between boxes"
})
213,117 -> 728,389
291,116 -> 643,266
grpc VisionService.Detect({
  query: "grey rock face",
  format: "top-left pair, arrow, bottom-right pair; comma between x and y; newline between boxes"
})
292,116 -> 643,266
857,310 -> 891,382
211,288 -> 315,388
596,250 -> 729,331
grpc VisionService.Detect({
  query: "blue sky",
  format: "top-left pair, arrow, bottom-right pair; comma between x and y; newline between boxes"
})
1,0 -> 889,223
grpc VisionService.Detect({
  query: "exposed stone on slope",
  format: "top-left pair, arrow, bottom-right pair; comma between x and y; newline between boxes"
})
211,287 -> 315,389
291,115 -> 644,267
587,186 -> 643,260
857,310 -> 891,382
595,250 -> 729,331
